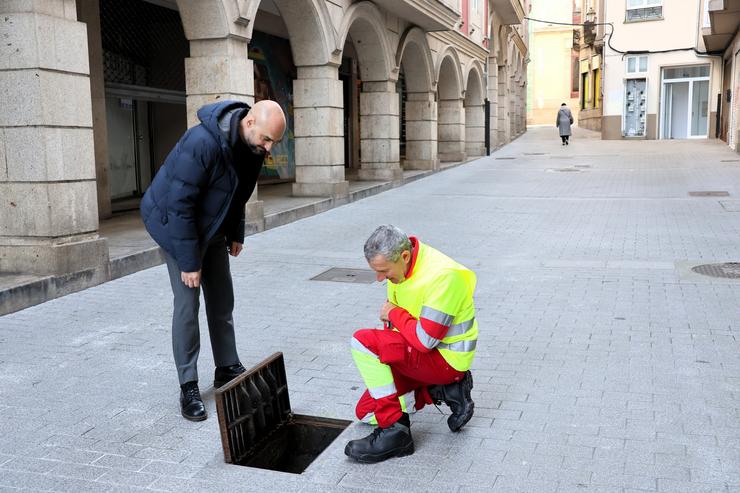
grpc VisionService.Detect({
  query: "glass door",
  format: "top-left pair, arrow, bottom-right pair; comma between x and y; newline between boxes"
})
690,80 -> 709,137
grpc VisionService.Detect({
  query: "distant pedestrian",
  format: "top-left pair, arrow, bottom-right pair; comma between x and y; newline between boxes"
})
140,99 -> 286,421
557,103 -> 574,145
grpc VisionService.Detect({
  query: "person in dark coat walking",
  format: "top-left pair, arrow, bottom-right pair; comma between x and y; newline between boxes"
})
141,99 -> 286,421
556,103 -> 574,145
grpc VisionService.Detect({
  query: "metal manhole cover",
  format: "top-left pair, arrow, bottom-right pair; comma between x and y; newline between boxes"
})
310,268 -> 376,284
689,191 -> 730,197
691,263 -> 740,278
495,157 -> 516,160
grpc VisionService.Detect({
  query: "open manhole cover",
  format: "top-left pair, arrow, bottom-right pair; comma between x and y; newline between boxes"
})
689,191 -> 730,197
691,263 -> 740,278
311,268 -> 375,284
215,353 -> 350,474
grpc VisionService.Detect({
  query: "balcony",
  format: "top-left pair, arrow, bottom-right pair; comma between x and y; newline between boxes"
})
492,0 -> 525,25
370,0 -> 460,31
703,0 -> 740,52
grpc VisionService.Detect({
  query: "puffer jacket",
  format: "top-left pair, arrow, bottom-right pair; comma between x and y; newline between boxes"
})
140,100 -> 260,273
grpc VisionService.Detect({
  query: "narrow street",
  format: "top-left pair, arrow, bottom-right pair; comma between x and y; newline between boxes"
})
1,127 -> 740,492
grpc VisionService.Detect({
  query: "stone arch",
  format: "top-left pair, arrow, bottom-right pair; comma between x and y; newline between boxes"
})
436,47 -> 465,162
396,27 -> 437,170
464,61 -> 485,156
335,2 -> 400,181
337,1 -> 396,82
396,27 -> 435,93
435,47 -> 463,100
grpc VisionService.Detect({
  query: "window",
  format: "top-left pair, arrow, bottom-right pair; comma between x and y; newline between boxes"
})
626,0 -> 662,21
626,55 -> 648,74
663,65 -> 710,80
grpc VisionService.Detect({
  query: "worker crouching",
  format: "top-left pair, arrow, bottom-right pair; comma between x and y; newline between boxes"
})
345,225 -> 478,463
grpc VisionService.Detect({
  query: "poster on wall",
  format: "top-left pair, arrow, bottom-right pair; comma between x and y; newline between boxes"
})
249,31 -> 296,180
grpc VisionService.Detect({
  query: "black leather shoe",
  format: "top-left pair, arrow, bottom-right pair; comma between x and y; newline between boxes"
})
214,363 -> 246,389
428,371 -> 474,432
180,381 -> 207,421
344,413 -> 414,463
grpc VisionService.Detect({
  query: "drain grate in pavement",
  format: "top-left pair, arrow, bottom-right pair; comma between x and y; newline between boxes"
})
689,191 -> 730,197
311,268 -> 376,284
721,159 -> 740,163
691,263 -> 740,279
495,157 -> 516,160
524,152 -> 546,156
546,168 -> 581,173
574,164 -> 591,168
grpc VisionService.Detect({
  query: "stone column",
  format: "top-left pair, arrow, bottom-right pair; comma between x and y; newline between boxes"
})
497,65 -> 508,145
185,37 -> 264,232
508,71 -> 517,140
76,0 -> 111,219
358,81 -> 401,182
0,3 -> 108,276
465,102 -> 486,157
487,56 -> 499,150
292,65 -> 348,198
404,92 -> 438,170
438,98 -> 466,162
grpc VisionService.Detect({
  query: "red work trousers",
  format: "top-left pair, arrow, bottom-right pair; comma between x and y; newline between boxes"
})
353,328 -> 464,428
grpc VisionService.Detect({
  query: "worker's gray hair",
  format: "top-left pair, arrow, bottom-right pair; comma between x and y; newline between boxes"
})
364,225 -> 412,262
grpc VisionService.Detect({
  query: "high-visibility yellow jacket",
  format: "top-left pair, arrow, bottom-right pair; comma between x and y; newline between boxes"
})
387,237 -> 478,372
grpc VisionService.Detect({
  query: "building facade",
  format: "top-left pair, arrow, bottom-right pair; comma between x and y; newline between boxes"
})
527,0 -> 579,126
0,0 -> 528,284
576,0 -> 604,131
702,0 -> 740,150
600,0 -> 721,140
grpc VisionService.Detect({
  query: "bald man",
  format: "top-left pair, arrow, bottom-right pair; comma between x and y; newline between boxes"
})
141,100 -> 286,421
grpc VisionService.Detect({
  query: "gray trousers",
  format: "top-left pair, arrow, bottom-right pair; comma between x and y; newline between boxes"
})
164,234 -> 240,385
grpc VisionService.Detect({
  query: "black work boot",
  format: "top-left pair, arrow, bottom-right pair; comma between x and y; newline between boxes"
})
344,413 -> 414,463
180,381 -> 207,421
428,371 -> 474,432
214,363 -> 246,389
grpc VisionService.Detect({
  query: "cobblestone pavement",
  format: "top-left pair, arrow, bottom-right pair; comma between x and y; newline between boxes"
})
2,127 -> 740,492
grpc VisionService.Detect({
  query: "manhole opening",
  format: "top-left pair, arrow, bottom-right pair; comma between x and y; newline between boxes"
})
215,353 -> 350,474
691,262 -> 740,279
310,267 -> 376,284
688,191 -> 730,197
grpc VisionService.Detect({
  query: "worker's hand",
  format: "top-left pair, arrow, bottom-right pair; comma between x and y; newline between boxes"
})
181,271 -> 201,289
380,301 -> 398,322
228,242 -> 243,257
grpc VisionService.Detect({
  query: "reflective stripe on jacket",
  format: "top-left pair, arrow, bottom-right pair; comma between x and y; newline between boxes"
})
387,241 -> 478,371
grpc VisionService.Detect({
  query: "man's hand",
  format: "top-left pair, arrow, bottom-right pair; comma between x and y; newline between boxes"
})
181,271 -> 201,289
228,242 -> 243,257
380,301 -> 398,322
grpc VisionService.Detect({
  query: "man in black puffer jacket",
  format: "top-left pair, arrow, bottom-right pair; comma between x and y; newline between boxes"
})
141,99 -> 286,421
